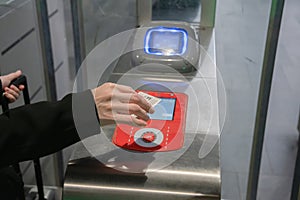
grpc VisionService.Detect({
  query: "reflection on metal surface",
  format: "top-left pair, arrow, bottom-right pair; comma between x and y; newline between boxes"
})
143,77 -> 185,82
64,133 -> 220,199
147,169 -> 220,179
65,183 -> 219,198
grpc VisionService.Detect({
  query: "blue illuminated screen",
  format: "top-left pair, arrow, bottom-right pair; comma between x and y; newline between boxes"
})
149,98 -> 176,121
145,27 -> 187,56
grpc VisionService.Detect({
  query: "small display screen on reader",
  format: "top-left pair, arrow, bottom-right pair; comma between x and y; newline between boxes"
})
145,27 -> 188,56
148,98 -> 176,121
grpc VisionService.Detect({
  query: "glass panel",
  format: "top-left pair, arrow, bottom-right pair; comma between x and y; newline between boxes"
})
0,0 -> 15,4
152,0 -> 201,23
0,0 -> 24,16
215,0 -> 273,200
257,0 -> 300,199
81,0 -> 137,55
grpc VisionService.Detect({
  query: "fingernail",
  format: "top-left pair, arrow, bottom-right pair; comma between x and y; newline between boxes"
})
141,122 -> 147,126
149,107 -> 155,114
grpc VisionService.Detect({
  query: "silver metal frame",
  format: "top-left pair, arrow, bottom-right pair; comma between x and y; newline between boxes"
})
35,0 -> 57,102
200,0 -> 216,28
70,0 -> 86,73
246,0 -> 286,199
137,0 -> 152,26
70,0 -> 88,92
35,0 -> 65,189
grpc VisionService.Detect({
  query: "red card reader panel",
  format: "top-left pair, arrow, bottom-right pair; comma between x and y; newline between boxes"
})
112,91 -> 188,152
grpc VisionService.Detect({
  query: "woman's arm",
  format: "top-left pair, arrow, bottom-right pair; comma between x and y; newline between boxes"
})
0,81 -> 154,168
0,90 -> 99,168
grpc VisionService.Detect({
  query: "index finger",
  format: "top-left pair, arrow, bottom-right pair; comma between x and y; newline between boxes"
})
130,93 -> 154,114
115,84 -> 136,94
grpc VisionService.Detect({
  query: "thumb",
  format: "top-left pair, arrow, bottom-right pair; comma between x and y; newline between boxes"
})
6,70 -> 22,80
1,70 -> 22,88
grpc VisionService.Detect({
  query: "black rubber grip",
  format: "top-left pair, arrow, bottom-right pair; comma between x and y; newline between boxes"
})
8,75 -> 30,105
9,75 -> 26,87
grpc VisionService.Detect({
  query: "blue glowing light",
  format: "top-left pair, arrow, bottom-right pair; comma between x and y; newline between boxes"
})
144,27 -> 188,56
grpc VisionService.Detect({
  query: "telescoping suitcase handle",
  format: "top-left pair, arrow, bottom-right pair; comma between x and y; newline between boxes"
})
2,75 -> 46,200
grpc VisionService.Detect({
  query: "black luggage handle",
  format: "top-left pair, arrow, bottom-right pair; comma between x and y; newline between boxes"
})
1,75 -> 46,200
9,74 -> 27,87
1,75 -> 29,115
9,75 -> 30,105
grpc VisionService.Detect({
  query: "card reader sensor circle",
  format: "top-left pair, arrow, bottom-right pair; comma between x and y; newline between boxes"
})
142,132 -> 156,143
134,128 -> 164,148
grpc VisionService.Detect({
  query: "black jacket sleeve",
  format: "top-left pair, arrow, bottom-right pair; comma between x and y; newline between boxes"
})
0,79 -> 3,105
0,90 -> 100,168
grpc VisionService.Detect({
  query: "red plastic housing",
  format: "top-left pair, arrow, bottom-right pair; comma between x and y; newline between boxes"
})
112,91 -> 188,152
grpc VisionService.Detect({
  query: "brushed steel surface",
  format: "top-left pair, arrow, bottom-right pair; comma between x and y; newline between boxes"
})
64,133 -> 220,200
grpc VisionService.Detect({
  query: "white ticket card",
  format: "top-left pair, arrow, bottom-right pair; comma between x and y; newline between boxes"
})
138,91 -> 161,107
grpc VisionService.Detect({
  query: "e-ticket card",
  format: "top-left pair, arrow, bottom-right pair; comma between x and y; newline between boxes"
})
138,91 -> 161,107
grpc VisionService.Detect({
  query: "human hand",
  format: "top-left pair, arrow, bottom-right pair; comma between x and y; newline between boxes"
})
0,70 -> 25,102
92,82 -> 154,126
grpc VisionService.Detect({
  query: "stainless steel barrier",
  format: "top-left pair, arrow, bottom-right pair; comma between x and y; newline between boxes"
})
63,26 -> 221,199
